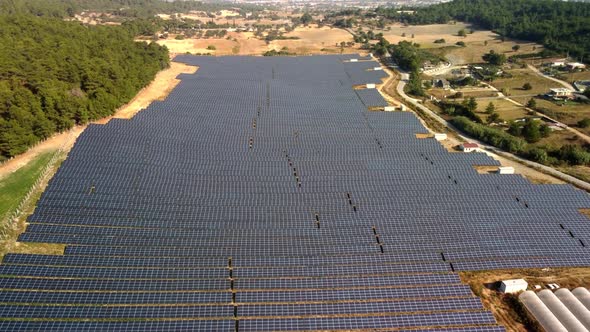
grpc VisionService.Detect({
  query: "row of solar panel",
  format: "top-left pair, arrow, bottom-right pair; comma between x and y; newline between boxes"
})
0,317 -> 505,332
0,298 -> 484,318
0,274 -> 461,290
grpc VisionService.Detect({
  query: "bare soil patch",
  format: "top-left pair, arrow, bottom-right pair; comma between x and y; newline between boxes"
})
269,25 -> 354,54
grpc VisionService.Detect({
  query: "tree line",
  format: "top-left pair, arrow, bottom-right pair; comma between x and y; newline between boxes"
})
378,0 -> 590,61
0,15 -> 169,160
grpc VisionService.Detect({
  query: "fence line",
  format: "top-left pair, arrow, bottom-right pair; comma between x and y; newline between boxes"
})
0,128 -> 76,240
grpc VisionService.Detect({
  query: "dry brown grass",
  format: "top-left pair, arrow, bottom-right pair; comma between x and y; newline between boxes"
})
559,166 -> 590,183
509,97 -> 590,128
558,71 -> 590,84
156,26 -> 356,56
492,68 -> 557,97
269,25 -> 354,54
475,99 -> 529,121
473,165 -> 500,174
380,22 -> 542,65
156,34 -> 250,55
445,39 -> 541,65
381,22 -> 491,48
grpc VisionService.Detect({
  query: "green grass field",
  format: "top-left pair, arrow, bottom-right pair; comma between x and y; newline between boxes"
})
0,152 -> 54,222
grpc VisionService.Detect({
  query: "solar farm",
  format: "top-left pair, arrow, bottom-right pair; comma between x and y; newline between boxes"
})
1,54 -> 590,331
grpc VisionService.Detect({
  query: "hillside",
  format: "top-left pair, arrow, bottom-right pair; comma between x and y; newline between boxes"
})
379,0 -> 590,60
0,15 -> 169,160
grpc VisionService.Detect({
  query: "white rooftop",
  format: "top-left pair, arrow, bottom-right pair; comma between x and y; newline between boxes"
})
550,88 -> 572,93
502,279 -> 528,286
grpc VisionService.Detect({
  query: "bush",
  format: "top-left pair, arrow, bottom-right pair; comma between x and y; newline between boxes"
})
482,50 -> 506,65
522,118 -> 541,143
434,38 -> 446,44
174,34 -> 184,40
455,41 -> 466,47
578,118 -> 590,128
450,116 -> 527,153
262,49 -> 293,56
206,45 -> 216,50
526,147 -> 549,164
439,101 -> 481,123
522,82 -> 532,90
558,145 -> 590,165
526,98 -> 536,109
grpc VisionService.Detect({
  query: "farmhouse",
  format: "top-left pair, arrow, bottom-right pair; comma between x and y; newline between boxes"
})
432,78 -> 450,89
460,143 -> 479,153
567,62 -> 586,71
548,88 -> 573,99
550,61 -> 565,67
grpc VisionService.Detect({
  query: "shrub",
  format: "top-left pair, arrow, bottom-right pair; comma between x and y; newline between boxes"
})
455,41 -> 466,47
206,45 -> 216,50
578,118 -> 590,128
450,116 -> 527,153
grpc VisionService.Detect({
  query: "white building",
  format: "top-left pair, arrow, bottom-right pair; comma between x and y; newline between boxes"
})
460,143 -> 479,153
567,62 -> 586,70
434,133 -> 447,141
497,166 -> 515,174
499,279 -> 528,293
549,88 -> 573,98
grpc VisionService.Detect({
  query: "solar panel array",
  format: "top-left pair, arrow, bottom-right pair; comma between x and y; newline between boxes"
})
1,54 -> 589,330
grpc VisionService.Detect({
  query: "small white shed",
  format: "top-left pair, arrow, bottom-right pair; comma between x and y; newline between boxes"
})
499,279 -> 528,293
434,133 -> 447,141
366,83 -> 376,89
497,166 -> 515,174
384,106 -> 396,112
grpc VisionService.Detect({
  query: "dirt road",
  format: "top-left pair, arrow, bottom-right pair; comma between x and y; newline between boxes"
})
527,64 -> 576,91
0,62 -> 197,180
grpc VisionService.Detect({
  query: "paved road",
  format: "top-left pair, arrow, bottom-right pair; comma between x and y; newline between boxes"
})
388,64 -> 590,191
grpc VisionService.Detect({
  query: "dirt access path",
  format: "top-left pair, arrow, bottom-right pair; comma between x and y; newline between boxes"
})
0,62 -> 197,180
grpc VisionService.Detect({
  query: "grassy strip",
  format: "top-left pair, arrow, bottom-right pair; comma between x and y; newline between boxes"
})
0,152 -> 54,222
0,151 -> 67,259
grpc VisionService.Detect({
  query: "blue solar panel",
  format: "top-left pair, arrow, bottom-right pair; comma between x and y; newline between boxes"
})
1,54 -> 587,330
